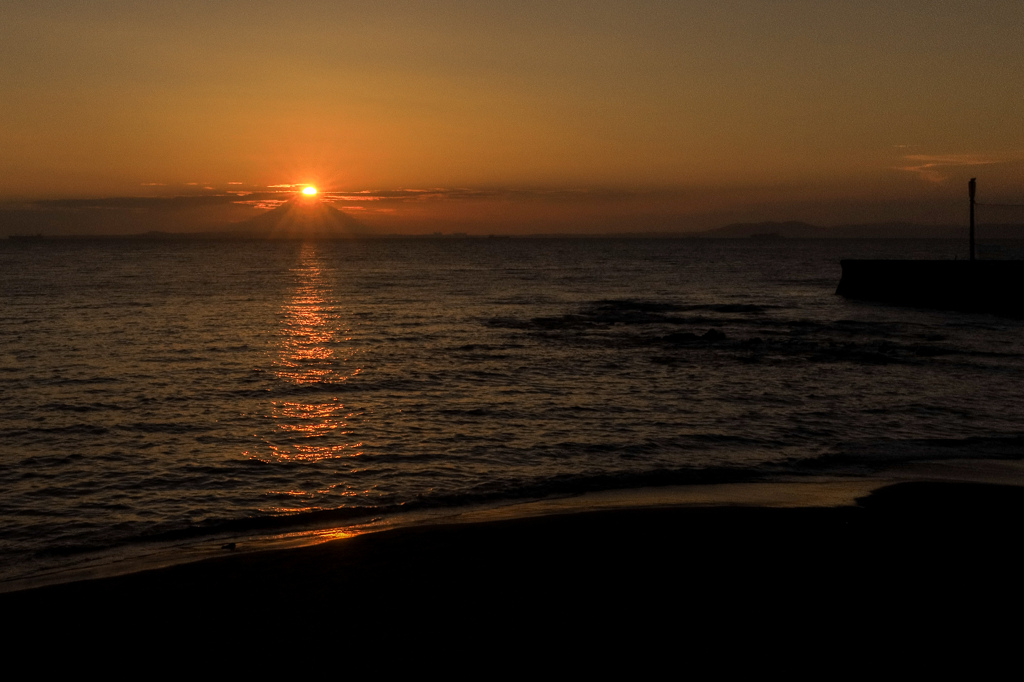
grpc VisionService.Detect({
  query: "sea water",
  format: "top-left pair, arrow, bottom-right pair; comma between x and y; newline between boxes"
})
3,236 -> 1024,584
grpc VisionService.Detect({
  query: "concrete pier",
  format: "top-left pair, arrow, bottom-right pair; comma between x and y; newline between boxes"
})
837,260 -> 1024,316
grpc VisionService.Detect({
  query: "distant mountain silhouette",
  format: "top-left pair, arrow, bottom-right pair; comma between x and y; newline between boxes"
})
697,221 -> 1024,239
231,199 -> 372,238
703,221 -> 824,238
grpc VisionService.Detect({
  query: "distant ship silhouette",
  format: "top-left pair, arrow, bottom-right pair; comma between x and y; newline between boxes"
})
232,198 -> 372,239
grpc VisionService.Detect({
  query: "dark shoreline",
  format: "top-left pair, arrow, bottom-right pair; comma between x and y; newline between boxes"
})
5,481 -> 1022,621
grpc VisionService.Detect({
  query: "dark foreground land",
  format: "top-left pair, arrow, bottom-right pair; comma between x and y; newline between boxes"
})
4,481 -> 1023,636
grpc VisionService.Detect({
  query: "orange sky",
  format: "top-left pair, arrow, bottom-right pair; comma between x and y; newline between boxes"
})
2,1 -> 1023,233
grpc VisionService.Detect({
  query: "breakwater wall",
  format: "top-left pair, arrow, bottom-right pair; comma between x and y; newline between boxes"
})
837,260 -> 1024,316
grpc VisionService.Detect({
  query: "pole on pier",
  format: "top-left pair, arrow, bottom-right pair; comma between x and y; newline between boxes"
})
969,177 -> 976,261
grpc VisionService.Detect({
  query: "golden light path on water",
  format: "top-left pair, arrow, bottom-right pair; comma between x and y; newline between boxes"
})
257,242 -> 365,464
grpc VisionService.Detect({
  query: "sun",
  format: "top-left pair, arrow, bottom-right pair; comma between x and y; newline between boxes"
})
302,186 -> 317,196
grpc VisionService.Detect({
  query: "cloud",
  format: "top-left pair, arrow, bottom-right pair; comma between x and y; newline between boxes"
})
0,193 -> 278,235
897,153 -> 1018,183
320,187 -> 617,205
30,196 -> 230,209
232,198 -> 288,210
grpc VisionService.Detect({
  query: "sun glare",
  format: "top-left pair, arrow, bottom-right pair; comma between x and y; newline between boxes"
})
302,186 -> 317,196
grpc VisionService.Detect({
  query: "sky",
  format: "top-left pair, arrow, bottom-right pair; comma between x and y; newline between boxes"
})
2,0 -> 1023,234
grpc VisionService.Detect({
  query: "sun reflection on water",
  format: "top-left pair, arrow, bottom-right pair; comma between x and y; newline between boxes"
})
251,242 -> 365,462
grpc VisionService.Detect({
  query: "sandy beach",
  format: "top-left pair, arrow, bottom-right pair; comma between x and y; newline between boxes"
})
5,471 -> 1023,629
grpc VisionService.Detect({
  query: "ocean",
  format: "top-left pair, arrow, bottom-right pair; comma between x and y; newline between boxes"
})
3,236 -> 1024,586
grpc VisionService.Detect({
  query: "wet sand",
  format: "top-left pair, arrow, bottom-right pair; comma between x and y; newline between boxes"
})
4,478 -> 1024,628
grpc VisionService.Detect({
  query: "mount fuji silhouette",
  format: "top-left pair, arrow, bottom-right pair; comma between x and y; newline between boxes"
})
232,198 -> 372,238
